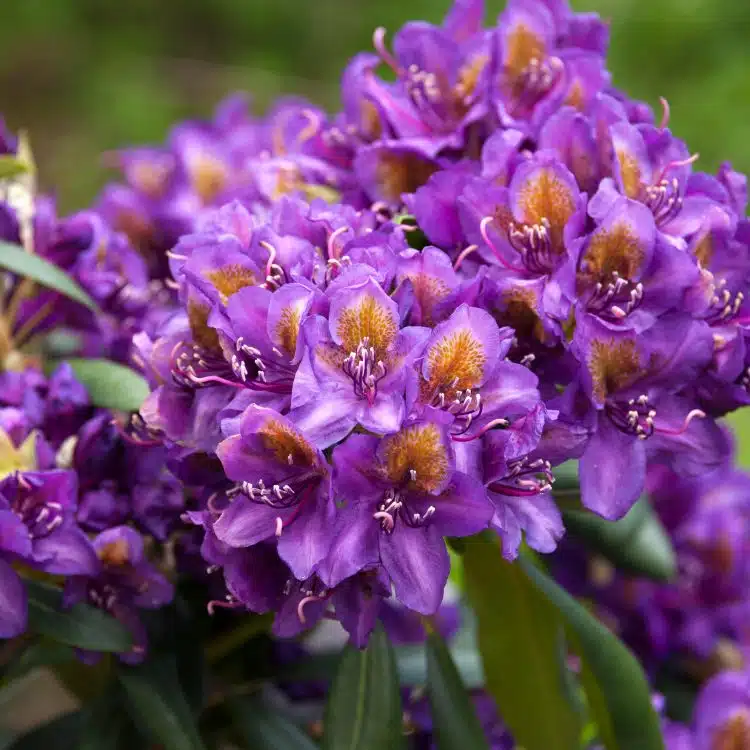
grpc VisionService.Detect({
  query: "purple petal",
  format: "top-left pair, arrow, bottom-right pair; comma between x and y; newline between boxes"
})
381,523 -> 448,614
0,558 -> 26,638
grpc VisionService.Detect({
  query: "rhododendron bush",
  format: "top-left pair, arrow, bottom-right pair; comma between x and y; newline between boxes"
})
0,1 -> 749,748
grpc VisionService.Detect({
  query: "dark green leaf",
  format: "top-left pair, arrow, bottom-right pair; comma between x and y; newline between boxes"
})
520,557 -> 664,750
425,631 -> 489,750
322,625 -> 403,750
26,580 -> 132,652
118,653 -> 206,750
230,694 -> 319,750
0,242 -> 99,313
77,688 -> 140,750
61,358 -> 149,412
7,711 -> 83,750
0,156 -> 29,180
564,498 -> 676,581
463,533 -> 581,750
0,640 -> 72,687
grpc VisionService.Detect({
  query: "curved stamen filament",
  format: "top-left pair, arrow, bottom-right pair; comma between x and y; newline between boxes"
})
480,217 -> 524,273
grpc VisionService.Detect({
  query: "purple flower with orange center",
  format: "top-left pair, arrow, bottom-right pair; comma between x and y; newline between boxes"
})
64,526 -> 173,664
322,413 -> 492,614
214,406 -> 334,580
692,669 -> 750,749
291,273 -> 430,447
572,312 -> 715,518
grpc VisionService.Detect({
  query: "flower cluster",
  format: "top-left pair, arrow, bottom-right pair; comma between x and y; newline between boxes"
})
0,121 -> 180,658
129,0 -> 749,645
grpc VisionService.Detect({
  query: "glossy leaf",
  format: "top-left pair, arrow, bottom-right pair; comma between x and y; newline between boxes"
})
230,695 -> 319,750
463,533 -> 580,750
0,242 -> 98,313
425,631 -> 490,750
520,558 -> 665,750
26,580 -> 132,653
322,625 -> 403,750
62,358 -> 150,412
563,498 -> 676,581
118,653 -> 206,750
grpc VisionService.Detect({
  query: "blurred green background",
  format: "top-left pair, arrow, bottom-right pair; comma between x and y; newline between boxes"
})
1,0 -> 749,451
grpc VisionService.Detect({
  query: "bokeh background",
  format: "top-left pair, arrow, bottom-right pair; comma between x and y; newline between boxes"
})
1,0 -> 749,453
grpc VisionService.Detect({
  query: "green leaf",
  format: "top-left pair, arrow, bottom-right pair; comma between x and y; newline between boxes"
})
77,688 -> 141,750
322,625 -> 404,750
0,156 -> 29,180
520,557 -> 665,750
61,358 -> 150,412
425,631 -> 490,750
463,533 -> 581,750
230,694 -> 319,750
25,580 -> 132,653
563,498 -> 677,581
0,242 -> 99,313
7,711 -> 83,750
118,653 -> 206,750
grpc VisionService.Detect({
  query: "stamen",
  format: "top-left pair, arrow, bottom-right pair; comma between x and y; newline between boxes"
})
327,225 -> 348,260
451,418 -> 509,442
260,240 -> 278,279
655,409 -> 706,436
453,244 -> 478,271
296,109 -> 322,145
373,27 -> 400,74
297,594 -> 325,624
658,96 -> 670,130
480,217 -> 524,273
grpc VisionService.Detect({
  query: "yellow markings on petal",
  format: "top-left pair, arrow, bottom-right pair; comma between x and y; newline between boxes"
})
336,294 -> 398,359
403,273 -> 450,327
423,328 -> 486,400
589,338 -> 641,403
616,149 -> 643,200
517,168 -> 575,249
360,100 -> 383,141
275,304 -> 303,357
131,162 -> 171,199
189,156 -> 229,204
580,222 -> 644,283
203,265 -> 256,305
187,299 -> 220,353
259,419 -> 316,467
500,287 -> 547,343
454,54 -> 490,105
0,429 -> 37,480
375,152 -> 437,202
504,24 -> 545,81
381,423 -> 449,494
98,538 -> 130,567
711,710 -> 750,750
565,81 -> 585,111
694,233 -> 713,268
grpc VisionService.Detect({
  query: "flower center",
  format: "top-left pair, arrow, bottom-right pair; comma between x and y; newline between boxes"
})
432,385 -> 483,435
13,479 -> 64,539
644,178 -> 682,226
606,394 -> 656,439
586,271 -> 644,321
342,337 -> 387,406
506,56 -> 563,118
488,457 -> 553,497
508,218 -> 558,274
372,487 -> 435,534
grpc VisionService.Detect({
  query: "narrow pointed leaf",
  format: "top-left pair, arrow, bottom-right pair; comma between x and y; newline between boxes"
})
118,653 -> 206,750
463,533 -> 580,750
563,498 -> 676,581
62,358 -> 149,412
520,557 -> 664,750
8,711 -> 83,750
26,580 -> 132,652
426,631 -> 490,750
230,695 -> 319,750
322,625 -> 403,750
0,242 -> 98,313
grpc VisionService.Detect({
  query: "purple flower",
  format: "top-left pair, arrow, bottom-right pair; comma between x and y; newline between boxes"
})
291,273 -> 429,447
215,406 -> 334,580
693,669 -> 750,749
321,413 -> 492,614
64,526 -> 173,664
